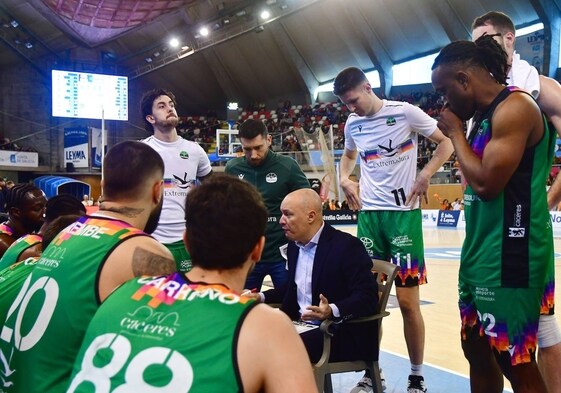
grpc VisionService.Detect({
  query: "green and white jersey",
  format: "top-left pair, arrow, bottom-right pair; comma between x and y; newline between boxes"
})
141,136 -> 212,244
68,273 -> 257,393
0,257 -> 38,322
0,215 -> 148,393
344,100 -> 437,211
462,87 -> 555,288
0,234 -> 42,270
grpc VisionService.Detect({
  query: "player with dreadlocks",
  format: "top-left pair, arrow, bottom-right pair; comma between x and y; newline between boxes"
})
432,35 -> 553,393
0,194 -> 86,269
0,183 -> 47,258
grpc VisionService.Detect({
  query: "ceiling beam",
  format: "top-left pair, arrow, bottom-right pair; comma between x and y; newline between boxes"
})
129,0 -> 325,79
201,48 -> 248,104
269,22 -> 318,104
427,0 -> 469,42
337,0 -> 393,97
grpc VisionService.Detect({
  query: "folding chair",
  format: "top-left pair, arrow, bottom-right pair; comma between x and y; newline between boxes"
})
313,258 -> 399,393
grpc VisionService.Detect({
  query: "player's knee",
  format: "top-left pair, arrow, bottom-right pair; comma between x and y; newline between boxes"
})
537,314 -> 561,348
461,328 -> 493,369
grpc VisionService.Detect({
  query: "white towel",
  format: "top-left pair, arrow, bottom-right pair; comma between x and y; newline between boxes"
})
509,52 -> 540,99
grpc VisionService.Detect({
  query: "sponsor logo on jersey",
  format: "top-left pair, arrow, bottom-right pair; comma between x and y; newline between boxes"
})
179,151 -> 189,159
172,172 -> 194,189
508,227 -> 525,237
378,139 -> 398,157
238,174 -> 244,180
508,204 -> 525,237
360,237 -> 373,249
507,344 -> 516,357
391,235 -> 413,248
120,305 -> 180,338
266,173 -> 278,183
386,117 -> 396,126
358,125 -> 363,132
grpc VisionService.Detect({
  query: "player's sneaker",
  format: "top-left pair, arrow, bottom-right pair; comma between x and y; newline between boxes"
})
349,369 -> 386,393
407,375 -> 427,393
349,376 -> 372,393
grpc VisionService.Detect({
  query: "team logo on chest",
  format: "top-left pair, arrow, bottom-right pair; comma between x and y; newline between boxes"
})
238,174 -> 244,180
179,151 -> 189,159
386,117 -> 396,126
266,173 -> 278,183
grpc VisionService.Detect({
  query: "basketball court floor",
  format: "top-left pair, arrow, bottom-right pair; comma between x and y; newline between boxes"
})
317,226 -> 561,393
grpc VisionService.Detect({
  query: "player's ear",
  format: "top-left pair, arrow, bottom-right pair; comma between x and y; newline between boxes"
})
457,72 -> 469,89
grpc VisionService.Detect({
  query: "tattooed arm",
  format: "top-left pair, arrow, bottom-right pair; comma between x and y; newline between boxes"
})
98,236 -> 175,302
131,246 -> 176,276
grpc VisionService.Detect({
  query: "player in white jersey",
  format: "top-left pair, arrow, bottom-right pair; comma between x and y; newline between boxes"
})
334,67 -> 454,393
472,12 -> 561,392
141,89 -> 212,272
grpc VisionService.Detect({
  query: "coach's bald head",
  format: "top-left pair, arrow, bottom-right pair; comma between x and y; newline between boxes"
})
279,189 -> 324,244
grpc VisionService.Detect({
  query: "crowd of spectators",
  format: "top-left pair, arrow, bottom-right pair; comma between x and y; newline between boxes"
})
177,91 -> 446,162
0,138 -> 37,152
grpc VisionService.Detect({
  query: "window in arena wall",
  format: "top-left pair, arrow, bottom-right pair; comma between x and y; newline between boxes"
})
392,53 -> 438,86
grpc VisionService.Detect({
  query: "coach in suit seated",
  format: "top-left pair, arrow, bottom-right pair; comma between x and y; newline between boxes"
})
262,188 -> 379,362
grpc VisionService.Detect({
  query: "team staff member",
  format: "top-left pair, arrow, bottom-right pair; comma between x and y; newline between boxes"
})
225,119 -> 310,291
141,88 -> 212,272
433,35 -> 552,393
67,175 -> 317,393
0,141 -> 176,392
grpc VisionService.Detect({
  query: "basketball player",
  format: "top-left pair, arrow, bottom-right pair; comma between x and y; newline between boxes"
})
471,12 -> 561,392
141,88 -> 212,272
433,35 -> 552,393
334,67 -> 454,393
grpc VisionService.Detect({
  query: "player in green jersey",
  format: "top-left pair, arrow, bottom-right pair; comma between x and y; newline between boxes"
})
433,35 -> 553,393
0,141 -> 176,392
69,174 -> 317,393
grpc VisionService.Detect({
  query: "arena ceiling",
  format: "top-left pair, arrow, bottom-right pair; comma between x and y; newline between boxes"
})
0,0 -> 557,115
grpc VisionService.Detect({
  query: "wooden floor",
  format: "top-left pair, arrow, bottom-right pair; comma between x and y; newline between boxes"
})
336,226 -> 561,391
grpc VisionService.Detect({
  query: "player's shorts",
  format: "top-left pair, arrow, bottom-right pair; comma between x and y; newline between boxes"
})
357,209 -> 426,287
540,270 -> 555,316
459,279 -> 541,366
164,240 -> 192,273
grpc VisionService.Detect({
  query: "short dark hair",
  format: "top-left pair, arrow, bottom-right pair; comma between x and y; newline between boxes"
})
472,11 -> 515,36
103,141 -> 164,201
140,88 -> 177,133
185,174 -> 268,270
6,183 -> 41,211
333,67 -> 368,96
238,119 -> 268,140
45,194 -> 86,222
42,214 -> 82,251
432,35 -> 508,85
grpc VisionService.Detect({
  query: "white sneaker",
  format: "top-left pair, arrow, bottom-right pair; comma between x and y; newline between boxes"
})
349,376 -> 373,393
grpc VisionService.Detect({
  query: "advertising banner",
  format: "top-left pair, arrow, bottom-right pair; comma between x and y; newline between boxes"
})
0,151 -> 38,167
436,210 -> 461,227
91,127 -> 106,168
64,127 -> 89,168
516,29 -> 545,74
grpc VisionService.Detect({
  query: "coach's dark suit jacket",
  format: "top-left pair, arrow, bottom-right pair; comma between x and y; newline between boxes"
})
266,223 -> 379,362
